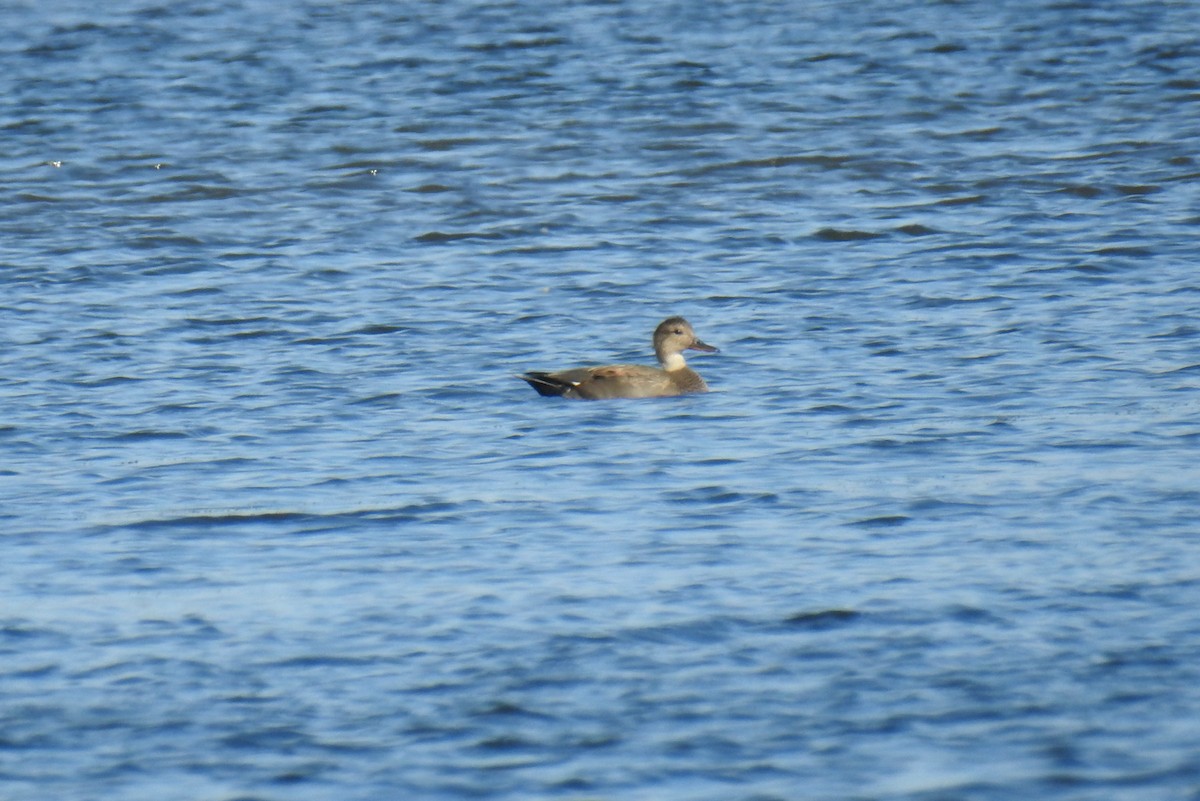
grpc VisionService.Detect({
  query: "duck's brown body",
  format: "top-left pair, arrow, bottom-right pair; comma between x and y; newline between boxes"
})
520,317 -> 717,400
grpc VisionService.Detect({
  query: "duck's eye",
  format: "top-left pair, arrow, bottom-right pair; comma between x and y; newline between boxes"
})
673,328 -> 683,334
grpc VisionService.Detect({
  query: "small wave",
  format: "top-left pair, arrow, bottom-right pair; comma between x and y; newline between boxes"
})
414,230 -> 505,243
127,234 -> 205,249
352,323 -> 412,335
1059,184 -> 1104,198
686,154 -> 853,178
414,137 -> 485,151
813,227 -> 883,241
849,514 -> 910,528
74,375 -> 142,387
1114,184 -> 1162,195
120,511 -> 318,531
464,36 -> 566,52
350,392 -> 403,405
145,184 -> 243,202
663,486 -> 779,505
107,429 -> 190,441
783,609 -> 861,629
1092,245 -> 1153,256
933,194 -> 986,206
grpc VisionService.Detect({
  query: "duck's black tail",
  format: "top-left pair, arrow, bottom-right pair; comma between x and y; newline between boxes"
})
519,372 -> 571,397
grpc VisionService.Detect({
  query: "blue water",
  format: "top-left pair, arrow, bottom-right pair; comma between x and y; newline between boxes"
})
3,1 -> 1199,799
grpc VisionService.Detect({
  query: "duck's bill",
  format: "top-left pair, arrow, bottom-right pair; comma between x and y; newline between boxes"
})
689,339 -> 719,353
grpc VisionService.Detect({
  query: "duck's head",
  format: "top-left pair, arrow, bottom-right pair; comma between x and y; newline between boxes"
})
654,316 -> 718,369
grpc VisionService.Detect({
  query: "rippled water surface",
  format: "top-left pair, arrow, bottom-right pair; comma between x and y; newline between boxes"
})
3,1 -> 1199,799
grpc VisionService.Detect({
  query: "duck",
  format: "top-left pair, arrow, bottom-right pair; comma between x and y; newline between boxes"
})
519,316 -> 718,400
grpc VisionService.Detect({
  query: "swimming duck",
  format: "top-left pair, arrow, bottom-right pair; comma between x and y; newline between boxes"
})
519,316 -> 718,400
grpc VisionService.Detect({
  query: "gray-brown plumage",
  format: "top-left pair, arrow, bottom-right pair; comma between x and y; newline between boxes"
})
519,316 -> 718,400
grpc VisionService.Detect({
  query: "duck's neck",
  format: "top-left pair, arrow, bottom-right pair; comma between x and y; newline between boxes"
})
659,351 -> 687,371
